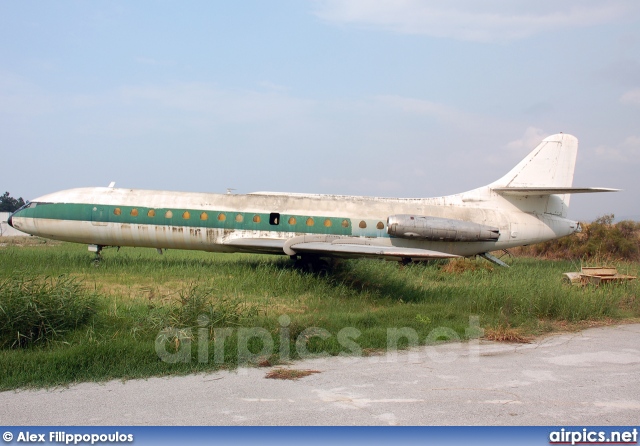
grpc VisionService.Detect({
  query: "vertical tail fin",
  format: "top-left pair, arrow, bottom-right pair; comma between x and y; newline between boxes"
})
489,133 -> 578,218
490,133 -> 578,190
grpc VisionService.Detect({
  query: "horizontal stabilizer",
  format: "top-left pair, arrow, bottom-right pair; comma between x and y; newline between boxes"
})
493,187 -> 619,196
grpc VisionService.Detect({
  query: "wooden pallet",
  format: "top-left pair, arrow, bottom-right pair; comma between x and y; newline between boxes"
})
563,267 -> 636,286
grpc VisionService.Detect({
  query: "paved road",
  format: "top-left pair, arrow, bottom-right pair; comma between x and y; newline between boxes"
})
2,324 -> 639,425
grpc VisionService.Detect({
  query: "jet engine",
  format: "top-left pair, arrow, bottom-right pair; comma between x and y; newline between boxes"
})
387,214 -> 500,242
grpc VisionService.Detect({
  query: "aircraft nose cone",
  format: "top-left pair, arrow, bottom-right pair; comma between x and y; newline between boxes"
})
7,213 -> 14,228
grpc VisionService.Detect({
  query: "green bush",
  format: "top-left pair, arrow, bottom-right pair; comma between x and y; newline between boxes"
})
0,275 -> 98,348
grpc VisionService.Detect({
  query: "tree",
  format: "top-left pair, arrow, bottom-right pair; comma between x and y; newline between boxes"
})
0,192 -> 26,212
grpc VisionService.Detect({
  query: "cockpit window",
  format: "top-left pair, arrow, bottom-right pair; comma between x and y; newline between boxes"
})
14,202 -> 34,212
13,201 -> 51,213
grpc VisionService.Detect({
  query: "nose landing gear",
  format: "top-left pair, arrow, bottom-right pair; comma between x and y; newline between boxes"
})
88,244 -> 103,266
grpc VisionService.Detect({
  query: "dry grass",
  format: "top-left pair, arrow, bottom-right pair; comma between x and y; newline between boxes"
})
265,368 -> 321,380
440,258 -> 494,274
542,317 -> 639,333
483,326 -> 533,343
362,348 -> 384,357
257,358 -> 272,367
0,236 -> 61,247
511,216 -> 640,261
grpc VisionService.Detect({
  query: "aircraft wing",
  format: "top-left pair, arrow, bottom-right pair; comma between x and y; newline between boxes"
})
283,234 -> 458,260
493,187 -> 619,196
222,238 -> 285,254
288,242 -> 459,259
224,235 -> 458,259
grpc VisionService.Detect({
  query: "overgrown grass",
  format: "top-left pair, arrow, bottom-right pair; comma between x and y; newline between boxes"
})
0,238 -> 638,390
0,275 -> 97,348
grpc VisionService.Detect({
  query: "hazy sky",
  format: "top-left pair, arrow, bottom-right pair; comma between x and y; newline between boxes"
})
1,1 -> 639,220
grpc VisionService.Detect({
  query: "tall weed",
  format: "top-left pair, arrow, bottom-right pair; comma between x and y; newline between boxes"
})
0,275 -> 98,348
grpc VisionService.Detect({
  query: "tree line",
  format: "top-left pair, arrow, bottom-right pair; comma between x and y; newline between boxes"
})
0,192 -> 25,212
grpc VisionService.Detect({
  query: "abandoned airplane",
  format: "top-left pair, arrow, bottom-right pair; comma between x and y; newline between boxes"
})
8,133 -> 617,266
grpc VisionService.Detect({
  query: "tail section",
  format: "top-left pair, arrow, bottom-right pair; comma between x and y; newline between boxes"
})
486,133 -> 617,218
490,133 -> 578,190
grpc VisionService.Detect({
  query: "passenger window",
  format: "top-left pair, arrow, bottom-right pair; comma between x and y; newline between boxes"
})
183,211 -> 190,219
342,219 -> 349,228
148,210 -> 156,217
376,222 -> 384,230
130,209 -> 138,217
288,217 -> 296,225
306,217 -> 314,226
359,221 -> 367,229
235,214 -> 243,223
324,219 -> 332,227
200,212 -> 208,221
165,210 -> 173,219
269,213 -> 280,225
253,215 -> 261,223
114,208 -> 121,216
218,213 -> 226,221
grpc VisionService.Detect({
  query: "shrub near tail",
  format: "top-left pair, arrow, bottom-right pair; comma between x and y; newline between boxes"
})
513,215 -> 640,261
0,275 -> 98,348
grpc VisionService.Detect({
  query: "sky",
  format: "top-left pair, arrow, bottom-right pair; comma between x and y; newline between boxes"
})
1,0 -> 639,220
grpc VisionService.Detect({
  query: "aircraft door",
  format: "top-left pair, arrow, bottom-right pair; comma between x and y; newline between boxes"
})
91,206 -> 108,226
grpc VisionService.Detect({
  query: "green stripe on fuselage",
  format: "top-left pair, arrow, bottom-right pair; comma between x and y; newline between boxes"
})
18,202 -> 374,236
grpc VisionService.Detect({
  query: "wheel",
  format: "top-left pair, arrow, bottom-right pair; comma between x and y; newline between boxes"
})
293,255 -> 332,275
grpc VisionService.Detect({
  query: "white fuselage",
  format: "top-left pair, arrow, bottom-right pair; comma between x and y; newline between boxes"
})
9,185 -> 578,259
12,134 -> 611,261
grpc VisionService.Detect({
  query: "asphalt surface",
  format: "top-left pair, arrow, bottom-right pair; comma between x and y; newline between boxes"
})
2,324 -> 639,425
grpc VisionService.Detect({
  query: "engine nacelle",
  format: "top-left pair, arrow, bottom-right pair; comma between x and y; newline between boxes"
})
387,214 -> 500,242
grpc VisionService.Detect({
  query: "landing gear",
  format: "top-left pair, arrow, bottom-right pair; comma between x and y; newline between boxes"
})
88,244 -> 103,267
479,252 -> 510,268
292,254 -> 333,275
